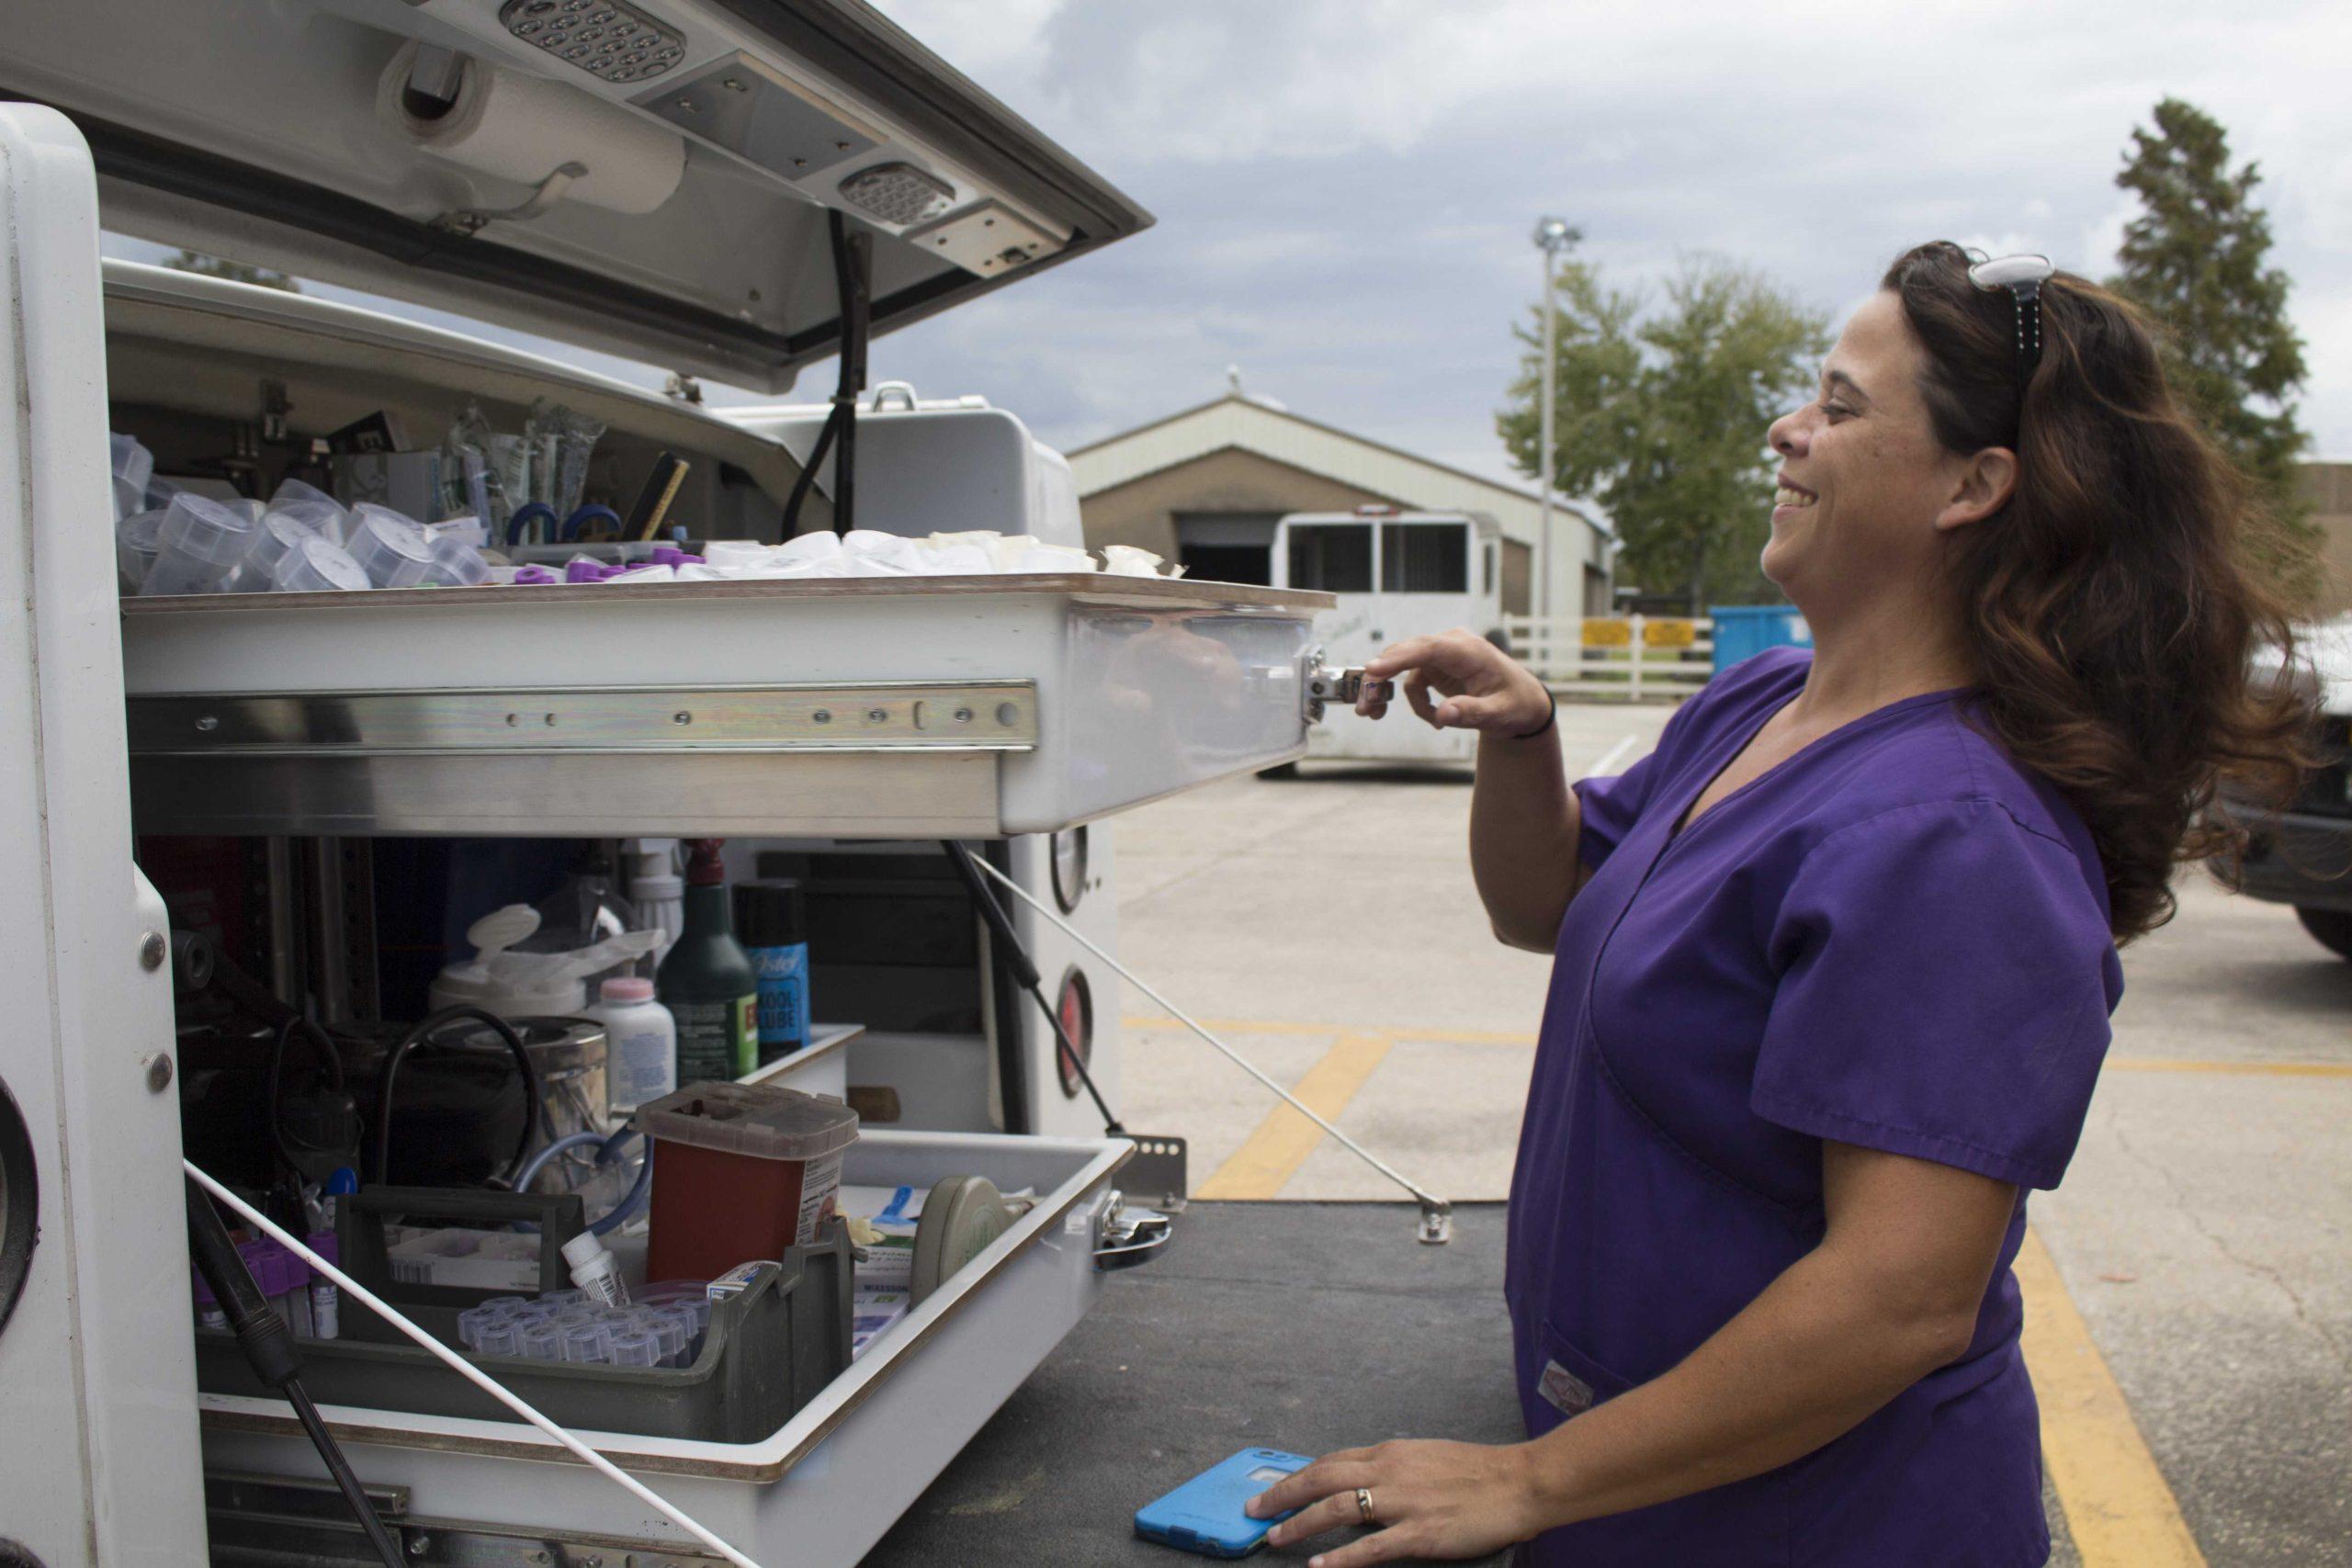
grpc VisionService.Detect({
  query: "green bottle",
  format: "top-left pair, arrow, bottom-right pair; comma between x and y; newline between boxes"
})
656,839 -> 759,1084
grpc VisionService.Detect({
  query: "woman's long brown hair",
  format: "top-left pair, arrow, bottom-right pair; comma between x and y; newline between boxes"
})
1883,242 -> 2313,942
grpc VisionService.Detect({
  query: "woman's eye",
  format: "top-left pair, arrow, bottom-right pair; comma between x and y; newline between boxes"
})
1818,401 -> 1852,421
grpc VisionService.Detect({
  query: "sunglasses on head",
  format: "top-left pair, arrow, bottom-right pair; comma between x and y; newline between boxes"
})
1964,250 -> 2056,385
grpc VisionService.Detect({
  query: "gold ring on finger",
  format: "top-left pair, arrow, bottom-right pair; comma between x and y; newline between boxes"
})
1355,1487 -> 1376,1526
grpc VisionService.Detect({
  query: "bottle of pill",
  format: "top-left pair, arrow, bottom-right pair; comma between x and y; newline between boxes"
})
592,976 -> 678,1115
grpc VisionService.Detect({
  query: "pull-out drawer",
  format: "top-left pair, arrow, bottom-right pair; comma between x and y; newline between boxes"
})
197,1129 -> 1139,1566
120,574 -> 1332,838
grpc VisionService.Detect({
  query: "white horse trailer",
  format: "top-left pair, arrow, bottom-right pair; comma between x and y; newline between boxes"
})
1272,507 -> 1507,765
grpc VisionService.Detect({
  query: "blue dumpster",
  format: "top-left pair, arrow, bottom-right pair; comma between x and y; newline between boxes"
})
1709,604 -> 1812,675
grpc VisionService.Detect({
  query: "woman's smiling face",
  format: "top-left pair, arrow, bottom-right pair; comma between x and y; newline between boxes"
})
1761,289 -> 1978,607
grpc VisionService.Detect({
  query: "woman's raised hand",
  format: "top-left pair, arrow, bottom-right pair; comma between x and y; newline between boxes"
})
1359,629 -> 1552,736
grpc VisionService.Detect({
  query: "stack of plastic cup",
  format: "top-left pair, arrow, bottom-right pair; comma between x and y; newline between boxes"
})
234,512 -> 322,592
140,493 -> 259,596
117,508 -> 167,591
270,535 -> 370,592
267,479 -> 348,540
111,434 -> 153,523
345,504 -> 437,587
422,536 -> 491,588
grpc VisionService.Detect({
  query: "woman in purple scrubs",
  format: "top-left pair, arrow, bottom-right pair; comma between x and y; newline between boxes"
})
1248,243 -> 2312,1565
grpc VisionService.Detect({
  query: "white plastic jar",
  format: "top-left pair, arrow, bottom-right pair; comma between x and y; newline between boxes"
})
592,976 -> 677,1115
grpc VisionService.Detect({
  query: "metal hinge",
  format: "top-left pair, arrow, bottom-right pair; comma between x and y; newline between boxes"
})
1303,650 -> 1393,722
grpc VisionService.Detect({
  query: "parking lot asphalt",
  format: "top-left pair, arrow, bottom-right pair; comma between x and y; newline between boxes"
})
1109,702 -> 2352,1567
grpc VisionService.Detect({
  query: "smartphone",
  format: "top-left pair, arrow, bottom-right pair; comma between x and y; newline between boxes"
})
1135,1447 -> 1314,1558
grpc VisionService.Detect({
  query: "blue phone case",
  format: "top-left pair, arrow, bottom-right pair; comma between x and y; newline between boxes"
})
1135,1448 -> 1314,1558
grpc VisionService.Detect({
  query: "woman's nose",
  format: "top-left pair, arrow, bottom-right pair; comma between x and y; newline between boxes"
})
1768,410 -> 1806,457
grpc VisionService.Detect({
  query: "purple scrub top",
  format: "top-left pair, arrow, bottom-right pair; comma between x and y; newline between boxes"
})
1508,647 -> 2123,1567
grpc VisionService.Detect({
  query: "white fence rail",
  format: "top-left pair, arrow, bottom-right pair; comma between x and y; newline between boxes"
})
1502,614 -> 1713,701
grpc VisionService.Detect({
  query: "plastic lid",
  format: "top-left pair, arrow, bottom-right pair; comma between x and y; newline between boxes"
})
271,535 -> 370,592
684,839 -> 727,887
634,1080 -> 859,1162
246,511 -> 322,579
560,1232 -> 609,1270
346,504 -> 436,587
600,976 -> 657,1003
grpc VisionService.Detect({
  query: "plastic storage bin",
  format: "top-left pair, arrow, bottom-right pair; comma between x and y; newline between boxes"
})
1709,604 -> 1812,674
638,1080 -> 859,1282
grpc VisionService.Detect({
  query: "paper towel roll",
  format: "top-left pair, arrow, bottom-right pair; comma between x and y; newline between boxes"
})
378,41 -> 685,216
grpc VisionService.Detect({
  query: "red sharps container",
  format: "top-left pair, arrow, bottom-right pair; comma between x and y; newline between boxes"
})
637,1080 -> 861,1284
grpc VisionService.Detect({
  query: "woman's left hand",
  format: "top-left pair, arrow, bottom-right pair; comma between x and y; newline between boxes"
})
1246,1438 -> 1545,1565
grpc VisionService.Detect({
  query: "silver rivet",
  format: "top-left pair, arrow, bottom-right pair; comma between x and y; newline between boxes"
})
543,714 -> 558,726
677,96 -> 697,112
813,709 -> 831,724
673,711 -> 692,725
195,716 -> 219,732
407,1537 -> 430,1558
145,1054 -> 173,1093
865,707 -> 888,723
722,76 -> 745,91
506,714 -> 520,727
140,931 -> 167,971
954,707 -> 973,723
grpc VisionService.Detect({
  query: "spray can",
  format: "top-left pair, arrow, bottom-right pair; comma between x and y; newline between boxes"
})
734,879 -> 811,1066
656,840 -> 759,1083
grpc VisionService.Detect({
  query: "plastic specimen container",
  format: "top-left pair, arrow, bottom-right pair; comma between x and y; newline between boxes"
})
271,535 -> 371,592
473,1319 -> 522,1358
423,536 -> 491,587
234,512 -> 322,592
607,1328 -> 662,1368
516,1322 -> 564,1361
345,504 -> 438,587
637,1080 -> 859,1283
117,507 -> 167,590
560,1321 -> 613,1363
141,492 -> 258,595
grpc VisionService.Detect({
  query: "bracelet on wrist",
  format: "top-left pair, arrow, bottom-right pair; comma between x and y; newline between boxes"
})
1510,691 -> 1557,741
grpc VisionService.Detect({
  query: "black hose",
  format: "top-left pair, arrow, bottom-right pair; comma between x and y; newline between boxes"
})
186,1179 -> 401,1567
779,401 -> 842,537
266,1011 -> 349,1177
372,1006 -> 537,1188
940,840 -> 1124,1135
286,1380 -> 405,1567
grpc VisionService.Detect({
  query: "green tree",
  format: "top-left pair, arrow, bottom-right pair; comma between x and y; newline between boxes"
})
164,249 -> 299,292
1498,251 -> 1826,611
2108,98 -> 2310,542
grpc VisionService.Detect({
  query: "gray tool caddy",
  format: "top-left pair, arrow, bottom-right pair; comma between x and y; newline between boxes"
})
191,1185 -> 852,1441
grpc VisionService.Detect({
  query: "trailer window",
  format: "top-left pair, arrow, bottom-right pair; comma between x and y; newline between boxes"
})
1286,525 -> 1373,592
1381,523 -> 1468,592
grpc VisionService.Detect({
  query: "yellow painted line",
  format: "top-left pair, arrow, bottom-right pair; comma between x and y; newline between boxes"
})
1194,1034 -> 1394,1200
2103,1057 -> 2352,1078
2016,1227 -> 2206,1566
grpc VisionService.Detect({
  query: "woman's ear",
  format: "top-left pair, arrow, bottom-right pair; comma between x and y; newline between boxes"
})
1934,447 -> 2018,533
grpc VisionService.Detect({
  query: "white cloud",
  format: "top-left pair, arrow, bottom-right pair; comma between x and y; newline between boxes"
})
865,0 -> 2352,481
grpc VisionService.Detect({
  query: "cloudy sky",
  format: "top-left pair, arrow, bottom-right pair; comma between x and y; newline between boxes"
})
841,0 -> 2352,486
100,0 -> 2352,491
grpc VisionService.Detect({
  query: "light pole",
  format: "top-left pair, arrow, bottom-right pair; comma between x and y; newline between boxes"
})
1532,216 -> 1578,621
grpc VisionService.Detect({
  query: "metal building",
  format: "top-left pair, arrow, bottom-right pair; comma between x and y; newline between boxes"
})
1067,389 -> 1614,615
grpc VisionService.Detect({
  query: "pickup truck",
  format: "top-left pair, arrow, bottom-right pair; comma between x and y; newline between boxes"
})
2220,615 -> 2352,959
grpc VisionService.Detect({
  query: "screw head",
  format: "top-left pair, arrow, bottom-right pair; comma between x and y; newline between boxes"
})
407,1534 -> 431,1556
813,709 -> 832,724
140,931 -> 168,970
677,96 -> 697,112
721,75 -> 745,91
953,707 -> 974,724
673,711 -> 693,725
195,715 -> 219,733
866,707 -> 888,723
144,1054 -> 173,1093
